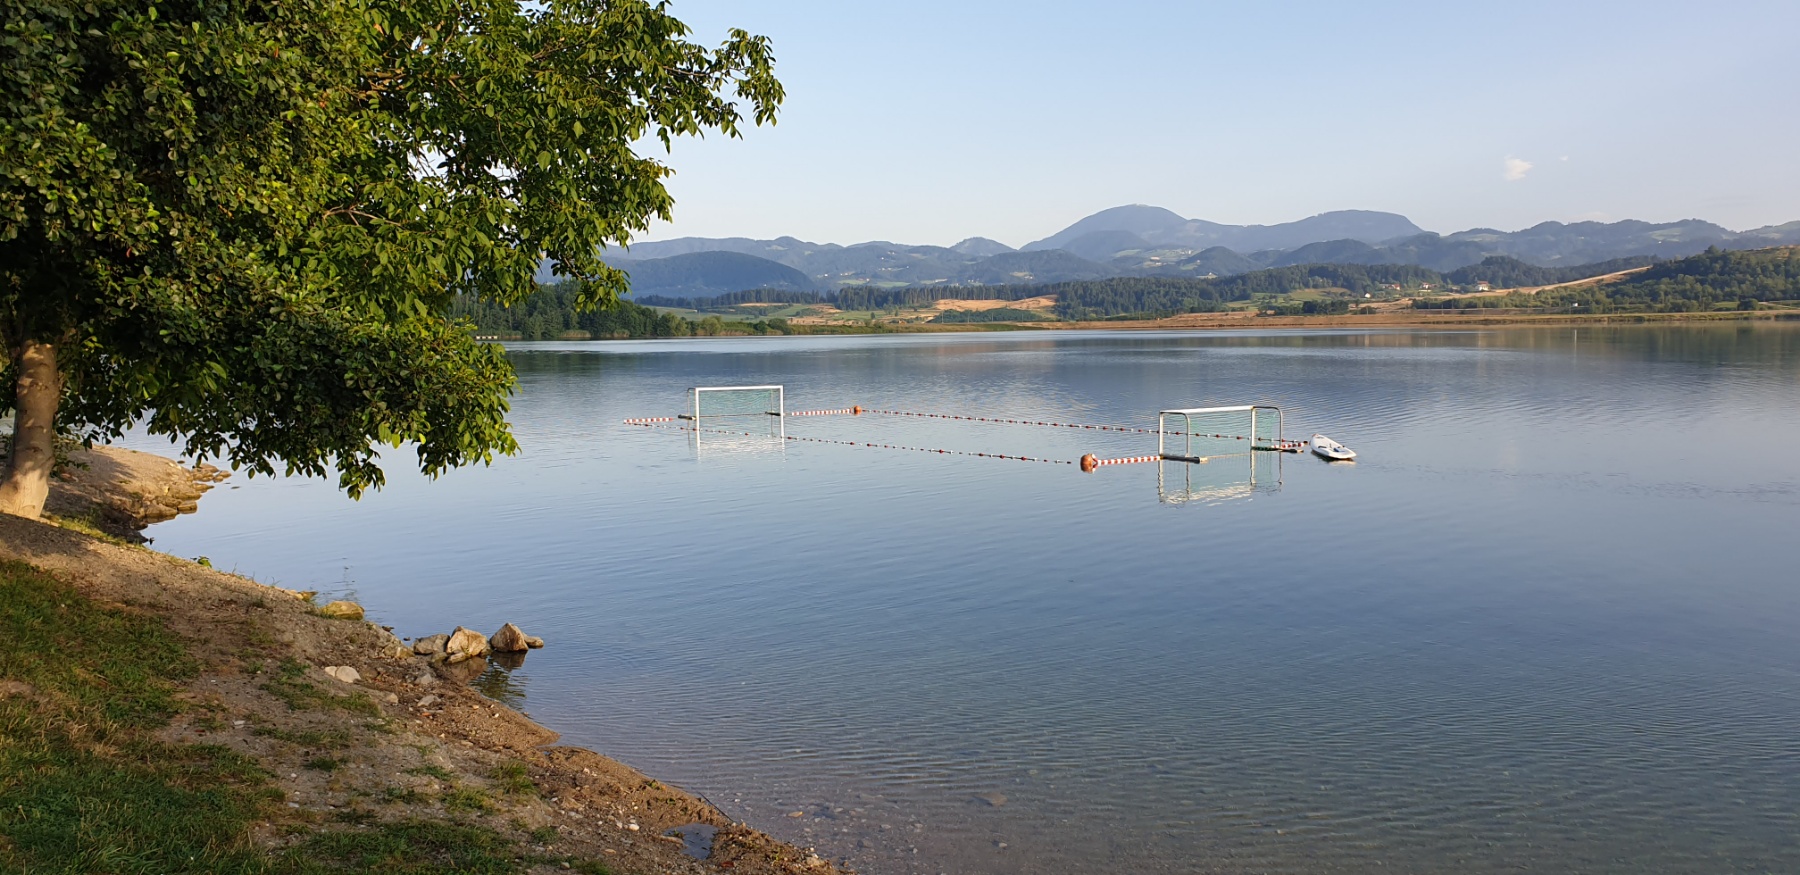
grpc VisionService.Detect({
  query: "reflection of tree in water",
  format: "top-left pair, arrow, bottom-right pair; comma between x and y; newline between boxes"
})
472,653 -> 529,709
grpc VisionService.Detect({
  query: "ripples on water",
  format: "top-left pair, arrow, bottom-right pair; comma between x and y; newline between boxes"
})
129,326 -> 1800,874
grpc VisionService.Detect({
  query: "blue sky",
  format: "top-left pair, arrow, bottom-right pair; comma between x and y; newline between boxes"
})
635,0 -> 1800,248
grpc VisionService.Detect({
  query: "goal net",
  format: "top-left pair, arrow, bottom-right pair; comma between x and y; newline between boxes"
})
1157,405 -> 1284,461
685,385 -> 785,420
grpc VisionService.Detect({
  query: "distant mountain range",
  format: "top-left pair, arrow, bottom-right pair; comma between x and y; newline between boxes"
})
536,206 -> 1800,299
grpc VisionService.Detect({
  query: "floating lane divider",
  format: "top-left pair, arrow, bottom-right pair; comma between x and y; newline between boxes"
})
1079,453 -> 1165,472
787,406 -> 863,417
627,421 -> 1074,465
622,416 -> 680,424
869,409 -> 1157,434
868,409 -> 1307,451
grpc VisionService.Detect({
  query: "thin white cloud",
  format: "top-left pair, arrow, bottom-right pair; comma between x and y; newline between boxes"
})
1503,156 -> 1534,182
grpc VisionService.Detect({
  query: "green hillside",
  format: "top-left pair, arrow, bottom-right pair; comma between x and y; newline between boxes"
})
1419,247 -> 1800,312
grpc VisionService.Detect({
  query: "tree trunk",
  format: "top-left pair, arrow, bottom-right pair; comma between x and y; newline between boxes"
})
0,340 -> 63,520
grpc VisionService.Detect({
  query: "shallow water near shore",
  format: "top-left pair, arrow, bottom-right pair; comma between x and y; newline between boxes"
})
127,325 -> 1800,874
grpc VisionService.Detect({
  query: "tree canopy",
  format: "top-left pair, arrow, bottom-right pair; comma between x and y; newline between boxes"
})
0,0 -> 781,516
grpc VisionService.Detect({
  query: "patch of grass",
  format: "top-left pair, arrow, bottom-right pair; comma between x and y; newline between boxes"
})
568,860 -> 614,875
255,725 -> 355,747
442,786 -> 495,814
273,820 -> 520,874
529,824 -> 559,844
0,560 -> 275,874
243,623 -> 277,648
407,763 -> 456,781
260,659 -> 381,716
304,756 -> 343,772
381,786 -> 425,805
0,559 -> 196,725
492,761 -> 536,797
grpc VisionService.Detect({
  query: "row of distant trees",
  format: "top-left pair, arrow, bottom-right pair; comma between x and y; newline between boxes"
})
638,256 -> 1665,320
454,282 -> 888,339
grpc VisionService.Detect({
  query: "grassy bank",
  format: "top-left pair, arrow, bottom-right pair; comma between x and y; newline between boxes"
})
0,559 -> 608,874
0,453 -> 847,875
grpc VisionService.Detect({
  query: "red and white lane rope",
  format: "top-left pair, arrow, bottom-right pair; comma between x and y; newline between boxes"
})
786,407 -> 861,417
1092,455 -> 1162,467
626,421 -> 1074,465
622,416 -> 680,424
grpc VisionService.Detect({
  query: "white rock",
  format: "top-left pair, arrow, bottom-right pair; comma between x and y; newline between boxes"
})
322,665 -> 361,684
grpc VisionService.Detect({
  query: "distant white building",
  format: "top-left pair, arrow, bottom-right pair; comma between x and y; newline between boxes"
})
1474,281 -> 1492,292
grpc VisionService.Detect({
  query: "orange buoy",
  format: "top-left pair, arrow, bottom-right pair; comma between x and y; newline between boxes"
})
853,405 -> 863,415
1080,453 -> 1098,473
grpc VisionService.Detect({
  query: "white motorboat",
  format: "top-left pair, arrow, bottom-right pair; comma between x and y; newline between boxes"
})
1310,433 -> 1356,461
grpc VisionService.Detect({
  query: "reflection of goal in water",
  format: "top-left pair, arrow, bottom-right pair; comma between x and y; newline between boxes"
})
1157,452 -> 1282,505
688,416 -> 787,460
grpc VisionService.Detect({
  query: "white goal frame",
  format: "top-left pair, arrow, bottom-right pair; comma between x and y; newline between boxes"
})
685,385 -> 785,423
1157,404 -> 1283,462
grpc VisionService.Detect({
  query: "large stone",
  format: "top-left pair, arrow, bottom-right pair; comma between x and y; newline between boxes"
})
524,635 -> 545,649
412,634 -> 449,656
323,665 -> 361,684
489,623 -> 533,653
445,626 -> 489,663
318,600 -> 364,621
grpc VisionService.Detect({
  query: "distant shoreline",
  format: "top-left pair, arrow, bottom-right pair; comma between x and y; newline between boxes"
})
1045,308 -> 1800,331
484,308 -> 1798,342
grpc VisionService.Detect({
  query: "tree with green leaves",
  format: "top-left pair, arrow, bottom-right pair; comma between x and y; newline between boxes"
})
0,0 -> 780,518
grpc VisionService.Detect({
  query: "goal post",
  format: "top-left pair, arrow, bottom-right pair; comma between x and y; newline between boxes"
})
1158,405 -> 1284,461
685,385 -> 785,421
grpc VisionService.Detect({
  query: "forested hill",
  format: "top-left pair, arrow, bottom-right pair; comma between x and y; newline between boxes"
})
1444,255 -> 1657,288
605,250 -> 819,297
1602,247 -> 1800,304
1423,247 -> 1800,312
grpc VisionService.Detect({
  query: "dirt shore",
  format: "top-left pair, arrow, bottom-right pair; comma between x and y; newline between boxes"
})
38,442 -> 228,542
1,445 -> 851,874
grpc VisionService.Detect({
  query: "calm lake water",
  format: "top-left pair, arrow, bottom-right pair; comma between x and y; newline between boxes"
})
127,325 -> 1800,874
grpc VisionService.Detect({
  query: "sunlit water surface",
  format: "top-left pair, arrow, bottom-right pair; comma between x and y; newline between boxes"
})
126,326 -> 1800,874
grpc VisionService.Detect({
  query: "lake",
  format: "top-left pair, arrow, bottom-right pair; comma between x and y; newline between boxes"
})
125,325 -> 1800,874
